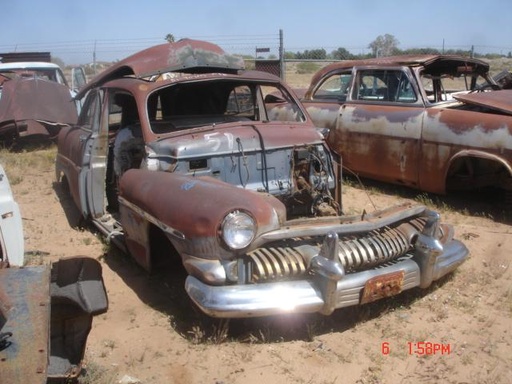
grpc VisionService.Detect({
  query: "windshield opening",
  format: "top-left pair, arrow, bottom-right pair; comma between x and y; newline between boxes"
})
147,80 -> 305,133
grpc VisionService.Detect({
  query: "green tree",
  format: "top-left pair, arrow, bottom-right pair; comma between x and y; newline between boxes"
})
330,47 -> 352,60
368,34 -> 399,57
295,49 -> 326,60
51,56 -> 65,68
165,33 -> 175,43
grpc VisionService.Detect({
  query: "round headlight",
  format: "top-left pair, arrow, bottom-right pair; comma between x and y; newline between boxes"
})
221,210 -> 256,250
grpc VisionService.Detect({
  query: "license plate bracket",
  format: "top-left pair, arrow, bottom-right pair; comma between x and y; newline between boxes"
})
360,270 -> 405,304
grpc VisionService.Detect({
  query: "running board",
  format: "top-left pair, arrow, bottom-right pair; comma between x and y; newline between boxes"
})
92,214 -> 126,253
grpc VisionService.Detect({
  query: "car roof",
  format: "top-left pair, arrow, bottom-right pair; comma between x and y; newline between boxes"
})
309,54 -> 490,87
76,39 -> 246,99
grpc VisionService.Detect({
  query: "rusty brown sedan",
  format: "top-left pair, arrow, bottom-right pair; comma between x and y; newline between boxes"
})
301,55 -> 512,201
55,42 -> 468,318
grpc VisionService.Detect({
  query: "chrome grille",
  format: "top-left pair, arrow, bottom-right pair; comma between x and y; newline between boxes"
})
247,247 -> 307,282
338,226 -> 411,270
247,221 -> 423,282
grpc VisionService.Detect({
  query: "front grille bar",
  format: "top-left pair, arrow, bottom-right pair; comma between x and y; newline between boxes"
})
247,220 -> 422,282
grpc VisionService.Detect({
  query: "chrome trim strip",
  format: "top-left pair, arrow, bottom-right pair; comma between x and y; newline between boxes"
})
118,196 -> 186,240
258,204 -> 426,241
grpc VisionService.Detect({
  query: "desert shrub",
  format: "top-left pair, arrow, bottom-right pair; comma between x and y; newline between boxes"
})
296,62 -> 320,74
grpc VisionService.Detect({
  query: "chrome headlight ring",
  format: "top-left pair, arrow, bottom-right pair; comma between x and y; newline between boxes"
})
221,210 -> 256,250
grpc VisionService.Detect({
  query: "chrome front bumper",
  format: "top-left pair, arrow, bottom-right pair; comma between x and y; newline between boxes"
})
185,237 -> 469,318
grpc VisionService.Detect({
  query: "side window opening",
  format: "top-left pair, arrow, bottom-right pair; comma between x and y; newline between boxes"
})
353,69 -> 417,103
262,85 -> 306,122
420,68 -> 490,104
313,72 -> 352,101
226,85 -> 256,117
78,90 -> 101,130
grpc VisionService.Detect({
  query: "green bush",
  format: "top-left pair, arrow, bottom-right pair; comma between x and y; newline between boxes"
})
296,62 -> 320,74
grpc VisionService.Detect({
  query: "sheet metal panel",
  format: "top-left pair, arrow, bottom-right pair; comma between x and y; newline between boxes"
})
0,266 -> 50,384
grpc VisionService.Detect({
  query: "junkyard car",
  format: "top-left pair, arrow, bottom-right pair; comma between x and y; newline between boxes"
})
300,55 -> 512,198
0,61 -> 85,141
55,40 -> 468,318
0,164 -> 108,383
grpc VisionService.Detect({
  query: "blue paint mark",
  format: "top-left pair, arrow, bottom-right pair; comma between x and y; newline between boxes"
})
181,180 -> 198,191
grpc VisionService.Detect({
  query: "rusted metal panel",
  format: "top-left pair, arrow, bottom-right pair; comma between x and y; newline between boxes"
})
77,39 -> 246,99
454,89 -> 512,115
0,77 -> 77,138
0,266 -> 50,384
119,171 -> 286,259
148,122 -> 324,153
0,258 -> 108,383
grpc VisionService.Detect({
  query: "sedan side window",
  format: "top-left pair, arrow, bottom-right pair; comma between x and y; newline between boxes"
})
353,69 -> 417,103
78,90 -> 102,131
313,72 -> 352,101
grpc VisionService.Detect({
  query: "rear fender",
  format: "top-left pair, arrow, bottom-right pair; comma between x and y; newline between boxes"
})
445,149 -> 512,191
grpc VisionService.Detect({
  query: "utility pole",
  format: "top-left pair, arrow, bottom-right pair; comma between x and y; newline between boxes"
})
279,29 -> 284,80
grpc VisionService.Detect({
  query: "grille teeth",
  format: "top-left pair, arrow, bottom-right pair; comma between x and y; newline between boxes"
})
248,247 -> 306,282
247,222 -> 420,282
337,227 -> 411,271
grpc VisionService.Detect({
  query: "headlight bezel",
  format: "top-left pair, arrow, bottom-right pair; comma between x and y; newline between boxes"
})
221,210 -> 257,250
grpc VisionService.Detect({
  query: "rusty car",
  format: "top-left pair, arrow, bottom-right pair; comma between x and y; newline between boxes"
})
298,55 -> 512,200
0,59 -> 86,141
0,164 -> 108,383
55,40 -> 468,318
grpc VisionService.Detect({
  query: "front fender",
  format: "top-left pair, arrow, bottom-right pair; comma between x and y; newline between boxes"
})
118,170 -> 287,260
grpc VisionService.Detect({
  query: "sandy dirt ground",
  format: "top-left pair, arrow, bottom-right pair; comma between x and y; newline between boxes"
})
6,145 -> 512,384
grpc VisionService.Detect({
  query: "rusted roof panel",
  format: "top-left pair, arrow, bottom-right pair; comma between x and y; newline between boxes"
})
308,55 -> 490,96
454,89 -> 512,115
77,39 -> 245,99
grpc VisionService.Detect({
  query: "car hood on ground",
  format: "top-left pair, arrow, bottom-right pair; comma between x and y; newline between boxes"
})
453,89 -> 512,116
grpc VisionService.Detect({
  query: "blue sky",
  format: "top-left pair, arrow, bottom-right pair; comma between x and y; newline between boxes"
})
1,0 -> 511,65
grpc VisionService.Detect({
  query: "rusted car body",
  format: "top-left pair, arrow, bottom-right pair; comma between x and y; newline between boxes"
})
1,257 -> 108,383
0,61 -> 85,141
300,55 -> 512,196
55,40 -> 468,318
0,164 -> 108,383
